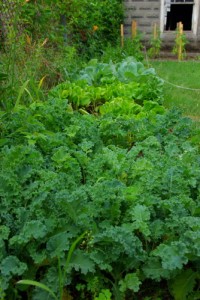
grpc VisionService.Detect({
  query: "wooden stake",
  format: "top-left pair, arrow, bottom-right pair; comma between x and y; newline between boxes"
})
153,23 -> 157,40
178,22 -> 183,61
132,20 -> 137,39
180,22 -> 183,35
121,24 -> 124,47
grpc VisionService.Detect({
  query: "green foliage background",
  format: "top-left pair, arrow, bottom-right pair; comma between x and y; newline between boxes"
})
18,0 -> 124,56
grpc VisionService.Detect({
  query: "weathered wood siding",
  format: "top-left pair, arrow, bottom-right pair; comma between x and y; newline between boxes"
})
124,0 -> 160,38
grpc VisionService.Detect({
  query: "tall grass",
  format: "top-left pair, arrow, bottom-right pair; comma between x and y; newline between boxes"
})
1,33 -> 82,110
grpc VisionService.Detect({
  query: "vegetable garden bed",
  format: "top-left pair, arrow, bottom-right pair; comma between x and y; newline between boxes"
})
1,57 -> 200,300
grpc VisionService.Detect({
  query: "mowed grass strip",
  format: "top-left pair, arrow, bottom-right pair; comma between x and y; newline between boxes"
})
151,60 -> 200,119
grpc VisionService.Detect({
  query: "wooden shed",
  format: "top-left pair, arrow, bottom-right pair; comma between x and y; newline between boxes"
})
124,0 -> 200,50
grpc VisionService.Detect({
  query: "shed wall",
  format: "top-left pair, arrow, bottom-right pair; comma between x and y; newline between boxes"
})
124,0 -> 160,37
124,0 -> 200,50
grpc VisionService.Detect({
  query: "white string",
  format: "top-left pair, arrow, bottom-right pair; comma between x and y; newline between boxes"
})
162,78 -> 200,91
143,48 -> 200,92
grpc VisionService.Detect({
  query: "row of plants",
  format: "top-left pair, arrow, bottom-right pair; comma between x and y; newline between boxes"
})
147,23 -> 188,60
1,57 -> 200,299
49,57 -> 163,113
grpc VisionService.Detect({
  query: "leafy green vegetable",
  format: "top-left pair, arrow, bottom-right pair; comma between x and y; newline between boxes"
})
49,57 -> 163,113
95,289 -> 112,300
169,269 -> 198,300
119,273 -> 141,293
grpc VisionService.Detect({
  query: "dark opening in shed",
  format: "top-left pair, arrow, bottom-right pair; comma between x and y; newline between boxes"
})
166,4 -> 193,30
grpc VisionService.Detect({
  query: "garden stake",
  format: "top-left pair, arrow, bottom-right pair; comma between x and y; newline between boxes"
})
132,20 -> 137,39
153,23 -> 157,40
121,24 -> 124,47
172,21 -> 187,60
148,22 -> 161,58
178,22 -> 183,61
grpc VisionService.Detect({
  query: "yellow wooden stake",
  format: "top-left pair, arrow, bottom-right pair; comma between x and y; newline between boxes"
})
121,24 -> 124,47
132,20 -> 137,39
153,23 -> 157,40
178,22 -> 183,61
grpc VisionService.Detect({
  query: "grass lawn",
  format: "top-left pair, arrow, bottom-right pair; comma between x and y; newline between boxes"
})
150,60 -> 200,120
